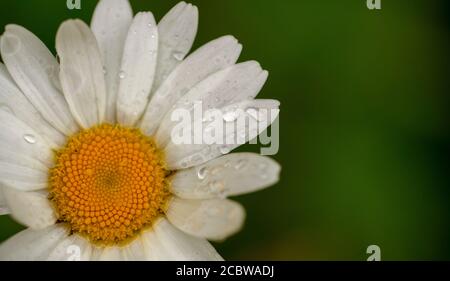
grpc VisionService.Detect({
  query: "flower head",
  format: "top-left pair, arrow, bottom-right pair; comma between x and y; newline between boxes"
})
0,0 -> 280,260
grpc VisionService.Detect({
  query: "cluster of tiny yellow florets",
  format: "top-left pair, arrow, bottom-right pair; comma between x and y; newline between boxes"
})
49,124 -> 170,245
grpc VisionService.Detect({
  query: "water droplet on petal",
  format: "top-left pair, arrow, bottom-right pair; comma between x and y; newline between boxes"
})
219,145 -> 231,155
223,110 -> 239,122
118,71 -> 126,79
210,166 -> 222,175
197,167 -> 208,180
172,52 -> 184,61
23,134 -> 36,144
235,159 -> 247,170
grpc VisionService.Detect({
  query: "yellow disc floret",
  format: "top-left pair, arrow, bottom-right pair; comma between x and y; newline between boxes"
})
49,124 -> 170,245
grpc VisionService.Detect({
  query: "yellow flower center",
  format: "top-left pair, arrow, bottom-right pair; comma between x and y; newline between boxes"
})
49,124 -> 170,245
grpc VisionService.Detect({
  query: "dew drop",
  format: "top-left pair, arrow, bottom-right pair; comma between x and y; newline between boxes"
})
23,134 -> 36,144
172,52 -> 184,61
209,180 -> 226,198
235,159 -> 247,170
1,34 -> 21,56
197,167 -> 208,180
219,145 -> 231,155
222,110 -> 239,122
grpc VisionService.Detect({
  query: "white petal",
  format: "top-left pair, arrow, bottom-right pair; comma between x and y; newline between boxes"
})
147,218 -> 223,260
164,99 -> 280,169
91,0 -> 133,123
0,63 -> 65,148
166,197 -> 245,241
0,224 -> 69,261
46,234 -> 92,261
0,109 -> 53,191
2,187 -> 56,229
140,226 -> 171,260
170,153 -> 280,199
120,237 -> 146,260
0,25 -> 78,135
0,186 -> 9,215
56,19 -> 107,128
156,61 -> 268,147
116,12 -> 158,126
96,247 -> 121,261
153,2 -> 198,90
140,35 -> 242,136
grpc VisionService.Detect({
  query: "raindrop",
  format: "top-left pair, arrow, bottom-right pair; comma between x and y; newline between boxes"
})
102,66 -> 107,75
209,180 -> 226,198
235,159 -> 247,170
118,71 -> 126,79
172,52 -> 184,61
222,110 -> 239,122
23,134 -> 36,144
219,145 -> 231,155
210,166 -> 222,175
179,159 -> 189,168
197,167 -> 208,180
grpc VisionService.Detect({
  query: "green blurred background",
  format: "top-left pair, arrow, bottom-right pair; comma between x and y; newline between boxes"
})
0,0 -> 449,260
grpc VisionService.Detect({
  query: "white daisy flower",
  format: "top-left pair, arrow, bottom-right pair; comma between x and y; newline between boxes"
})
0,0 -> 281,261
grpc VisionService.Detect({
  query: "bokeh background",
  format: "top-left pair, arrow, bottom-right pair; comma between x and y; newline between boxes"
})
0,0 -> 449,260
